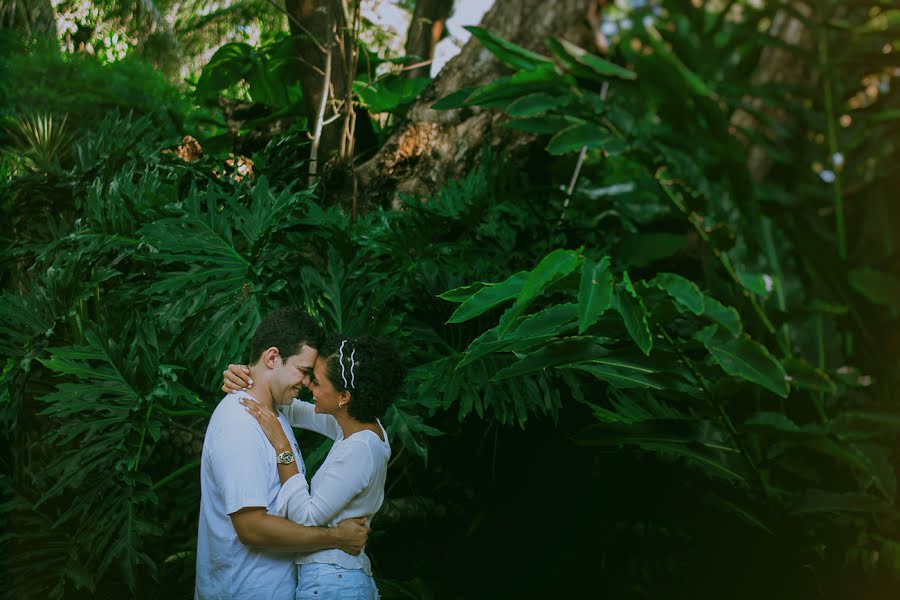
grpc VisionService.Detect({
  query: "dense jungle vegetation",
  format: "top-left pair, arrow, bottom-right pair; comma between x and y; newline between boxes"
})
1,0 -> 899,597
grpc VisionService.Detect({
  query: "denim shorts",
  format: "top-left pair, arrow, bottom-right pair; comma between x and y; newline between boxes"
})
296,563 -> 378,600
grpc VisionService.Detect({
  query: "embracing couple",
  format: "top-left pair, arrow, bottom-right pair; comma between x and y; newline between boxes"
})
195,307 -> 404,599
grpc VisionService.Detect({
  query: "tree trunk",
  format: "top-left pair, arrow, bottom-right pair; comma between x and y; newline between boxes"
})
729,1 -> 814,181
284,0 -> 351,168
403,0 -> 453,79
355,0 -> 598,209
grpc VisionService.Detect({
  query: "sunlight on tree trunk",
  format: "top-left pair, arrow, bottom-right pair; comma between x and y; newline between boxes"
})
356,0 -> 599,208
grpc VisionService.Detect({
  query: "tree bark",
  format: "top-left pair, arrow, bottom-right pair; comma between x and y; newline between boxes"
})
354,0 -> 598,209
403,0 -> 453,79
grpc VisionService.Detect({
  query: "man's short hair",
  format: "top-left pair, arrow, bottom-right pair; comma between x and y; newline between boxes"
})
248,308 -> 324,365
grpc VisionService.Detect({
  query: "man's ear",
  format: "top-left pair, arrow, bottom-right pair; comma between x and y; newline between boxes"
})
262,347 -> 282,369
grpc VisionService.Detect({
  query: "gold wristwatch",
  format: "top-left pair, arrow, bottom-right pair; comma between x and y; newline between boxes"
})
276,450 -> 295,465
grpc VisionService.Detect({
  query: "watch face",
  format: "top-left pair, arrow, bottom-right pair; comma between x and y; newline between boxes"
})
278,451 -> 294,464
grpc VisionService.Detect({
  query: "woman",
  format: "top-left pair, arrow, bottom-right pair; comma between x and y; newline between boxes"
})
223,336 -> 404,600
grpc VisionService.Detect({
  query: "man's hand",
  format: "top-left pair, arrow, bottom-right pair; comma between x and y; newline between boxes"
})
222,364 -> 252,393
332,517 -> 369,555
230,508 -> 368,554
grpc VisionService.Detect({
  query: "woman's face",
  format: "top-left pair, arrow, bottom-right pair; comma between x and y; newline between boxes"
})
309,356 -> 346,414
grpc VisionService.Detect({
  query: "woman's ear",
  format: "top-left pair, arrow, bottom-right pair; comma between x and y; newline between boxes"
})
339,391 -> 351,407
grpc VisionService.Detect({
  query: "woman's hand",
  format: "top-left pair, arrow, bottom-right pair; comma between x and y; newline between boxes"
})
240,398 -> 291,451
222,364 -> 252,393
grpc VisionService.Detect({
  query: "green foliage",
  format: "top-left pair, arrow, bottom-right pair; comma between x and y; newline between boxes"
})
0,37 -> 187,134
354,75 -> 430,114
195,36 -> 301,108
0,108 -> 557,596
430,2 -> 900,592
577,256 -> 613,333
5,112 -> 73,172
2,0 -> 900,597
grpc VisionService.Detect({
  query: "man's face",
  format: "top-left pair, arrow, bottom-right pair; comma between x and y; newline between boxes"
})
272,344 -> 318,405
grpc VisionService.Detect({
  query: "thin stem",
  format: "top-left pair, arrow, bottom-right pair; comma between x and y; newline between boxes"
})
813,314 -> 828,423
566,147 -> 588,198
655,169 -> 781,346
558,81 -> 608,226
661,327 -> 770,499
151,459 -> 201,491
132,402 -> 155,472
818,27 -> 846,260
309,17 -> 334,185
761,217 -> 791,356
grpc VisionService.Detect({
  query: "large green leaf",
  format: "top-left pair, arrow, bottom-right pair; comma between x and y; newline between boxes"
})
696,325 -> 788,397
504,115 -> 576,134
737,271 -> 772,299
27,321 -> 177,594
384,404 -> 443,464
572,420 -> 745,481
194,42 -> 289,107
649,273 -> 704,315
743,412 -> 823,438
564,359 -> 666,390
465,65 -> 568,108
465,26 -> 553,71
546,123 -> 624,155
783,358 -> 837,394
497,249 -> 582,336
354,76 -> 430,113
849,267 -> 900,310
702,296 -> 742,336
459,304 -> 579,367
492,337 -> 610,380
745,412 -> 876,475
577,256 -> 614,333
616,272 -> 653,355
616,233 -> 686,268
445,271 -> 529,324
439,281 -> 492,303
505,92 -> 567,117
195,42 -> 254,99
644,24 -> 715,98
545,38 -> 637,81
138,180 -> 309,385
431,86 -> 479,110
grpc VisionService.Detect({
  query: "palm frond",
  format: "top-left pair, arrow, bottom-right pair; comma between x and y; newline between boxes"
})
4,112 -> 72,172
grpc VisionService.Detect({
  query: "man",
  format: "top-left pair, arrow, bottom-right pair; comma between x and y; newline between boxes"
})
196,308 -> 368,599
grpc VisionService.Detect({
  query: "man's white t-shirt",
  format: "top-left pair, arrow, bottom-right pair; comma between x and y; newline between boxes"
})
195,392 -> 305,600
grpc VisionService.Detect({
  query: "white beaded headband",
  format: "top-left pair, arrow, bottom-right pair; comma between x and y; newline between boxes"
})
338,340 -> 356,389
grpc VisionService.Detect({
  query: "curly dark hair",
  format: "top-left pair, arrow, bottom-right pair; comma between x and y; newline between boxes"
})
248,308 -> 325,365
319,336 -> 406,423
